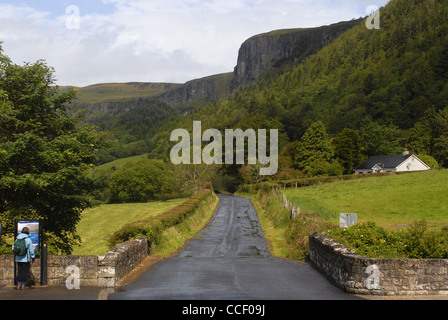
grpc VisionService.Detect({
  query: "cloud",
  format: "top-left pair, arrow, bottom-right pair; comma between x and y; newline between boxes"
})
0,0 -> 390,87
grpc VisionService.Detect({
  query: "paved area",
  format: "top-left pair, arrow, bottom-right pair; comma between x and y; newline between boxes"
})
109,194 -> 359,300
0,285 -> 106,300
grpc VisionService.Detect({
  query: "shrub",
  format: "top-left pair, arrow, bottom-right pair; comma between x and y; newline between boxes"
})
329,222 -> 404,258
329,221 -> 448,258
109,159 -> 177,203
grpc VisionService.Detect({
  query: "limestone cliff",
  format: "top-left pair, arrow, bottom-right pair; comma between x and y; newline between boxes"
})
75,20 -> 361,108
231,20 -> 361,90
155,72 -> 233,106
155,19 -> 360,105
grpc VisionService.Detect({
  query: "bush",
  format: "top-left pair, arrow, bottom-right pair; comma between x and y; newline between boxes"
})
416,154 -> 440,170
329,221 -> 448,258
107,221 -> 163,250
329,222 -> 404,258
109,159 -> 177,203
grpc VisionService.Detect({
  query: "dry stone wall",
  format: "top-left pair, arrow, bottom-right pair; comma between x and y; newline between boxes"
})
309,232 -> 448,295
0,237 -> 148,288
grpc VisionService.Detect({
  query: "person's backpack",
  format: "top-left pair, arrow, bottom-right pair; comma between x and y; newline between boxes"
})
13,237 -> 28,256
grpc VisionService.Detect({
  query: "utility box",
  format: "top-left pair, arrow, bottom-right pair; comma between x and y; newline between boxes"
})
340,213 -> 357,228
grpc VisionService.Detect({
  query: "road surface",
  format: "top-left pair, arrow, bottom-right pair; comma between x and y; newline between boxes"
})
109,194 -> 360,300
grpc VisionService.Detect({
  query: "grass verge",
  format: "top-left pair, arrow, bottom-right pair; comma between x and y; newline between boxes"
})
242,190 -> 332,260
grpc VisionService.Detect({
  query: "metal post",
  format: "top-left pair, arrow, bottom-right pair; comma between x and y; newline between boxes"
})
13,221 -> 17,286
40,243 -> 47,286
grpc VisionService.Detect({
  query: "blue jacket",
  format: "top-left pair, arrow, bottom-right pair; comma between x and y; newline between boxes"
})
14,233 -> 36,263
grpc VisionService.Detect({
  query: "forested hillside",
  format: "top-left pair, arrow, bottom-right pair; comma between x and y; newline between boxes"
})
81,0 -> 448,193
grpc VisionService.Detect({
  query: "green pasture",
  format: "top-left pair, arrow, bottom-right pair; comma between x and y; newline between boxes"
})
89,154 -> 149,179
282,170 -> 448,230
72,199 -> 185,255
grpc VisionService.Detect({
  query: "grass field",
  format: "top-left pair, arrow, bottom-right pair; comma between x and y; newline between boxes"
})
89,154 -> 149,179
282,170 -> 448,231
65,82 -> 182,104
72,199 -> 185,255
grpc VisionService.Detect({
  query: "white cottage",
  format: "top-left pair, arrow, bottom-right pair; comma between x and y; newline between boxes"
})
354,150 -> 430,174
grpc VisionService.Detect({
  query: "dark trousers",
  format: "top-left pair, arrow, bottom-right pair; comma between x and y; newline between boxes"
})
17,262 -> 30,284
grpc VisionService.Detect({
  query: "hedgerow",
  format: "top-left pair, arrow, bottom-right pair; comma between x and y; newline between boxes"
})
107,189 -> 214,250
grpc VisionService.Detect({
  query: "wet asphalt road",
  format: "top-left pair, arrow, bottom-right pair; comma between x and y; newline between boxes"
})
109,194 -> 359,300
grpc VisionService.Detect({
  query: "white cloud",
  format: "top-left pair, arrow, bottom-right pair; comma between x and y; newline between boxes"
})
0,0 -> 390,87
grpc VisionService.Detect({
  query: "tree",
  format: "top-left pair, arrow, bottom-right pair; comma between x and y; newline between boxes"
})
333,128 -> 364,174
359,119 -> 402,156
0,46 -> 111,253
294,121 -> 334,176
109,159 -> 176,203
171,162 -> 217,195
408,107 -> 448,167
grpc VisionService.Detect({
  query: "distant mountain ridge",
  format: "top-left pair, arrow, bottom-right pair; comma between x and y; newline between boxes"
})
72,19 -> 361,107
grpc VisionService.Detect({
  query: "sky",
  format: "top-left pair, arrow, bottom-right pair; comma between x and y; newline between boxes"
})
0,0 -> 390,87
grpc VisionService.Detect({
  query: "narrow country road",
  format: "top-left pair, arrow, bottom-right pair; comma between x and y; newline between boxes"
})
109,194 -> 360,300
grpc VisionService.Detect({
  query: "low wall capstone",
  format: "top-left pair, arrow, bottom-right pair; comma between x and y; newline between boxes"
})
309,232 -> 448,295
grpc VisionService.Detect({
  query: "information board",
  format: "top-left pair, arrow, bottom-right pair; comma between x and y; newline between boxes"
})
17,220 -> 40,251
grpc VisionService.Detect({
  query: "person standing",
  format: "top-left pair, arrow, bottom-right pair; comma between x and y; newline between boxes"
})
14,227 -> 36,289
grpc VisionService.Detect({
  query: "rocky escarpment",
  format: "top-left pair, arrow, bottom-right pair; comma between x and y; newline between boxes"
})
74,20 -> 361,108
153,20 -> 360,106
231,20 -> 361,90
155,72 -> 233,106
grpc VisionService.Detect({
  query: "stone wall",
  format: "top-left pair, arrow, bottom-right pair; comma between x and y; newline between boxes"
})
0,237 -> 148,288
309,232 -> 448,295
98,237 -> 148,287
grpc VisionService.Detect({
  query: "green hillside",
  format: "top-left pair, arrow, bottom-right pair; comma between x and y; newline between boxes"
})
143,0 -> 448,186
67,82 -> 182,104
283,170 -> 448,230
72,0 -> 448,191
89,153 -> 149,179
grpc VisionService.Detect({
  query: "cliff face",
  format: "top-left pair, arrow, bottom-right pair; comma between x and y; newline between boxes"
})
77,20 -> 361,108
155,72 -> 233,106
231,20 -> 361,90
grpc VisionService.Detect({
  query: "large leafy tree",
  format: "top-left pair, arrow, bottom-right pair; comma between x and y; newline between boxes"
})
408,107 -> 448,167
332,128 -> 364,174
0,46 -> 111,254
294,121 -> 334,176
109,159 -> 176,203
359,119 -> 402,156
